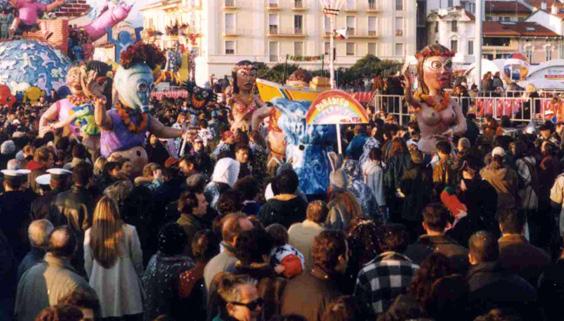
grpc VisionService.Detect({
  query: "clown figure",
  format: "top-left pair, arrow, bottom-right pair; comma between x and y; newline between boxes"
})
91,42 -> 188,174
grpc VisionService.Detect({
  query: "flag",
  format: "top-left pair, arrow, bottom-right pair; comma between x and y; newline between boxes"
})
335,28 -> 348,40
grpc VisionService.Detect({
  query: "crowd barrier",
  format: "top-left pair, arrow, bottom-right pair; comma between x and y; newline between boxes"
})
372,94 -> 561,126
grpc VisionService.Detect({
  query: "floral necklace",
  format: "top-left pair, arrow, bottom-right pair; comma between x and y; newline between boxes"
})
115,101 -> 149,133
68,94 -> 90,106
414,91 -> 450,112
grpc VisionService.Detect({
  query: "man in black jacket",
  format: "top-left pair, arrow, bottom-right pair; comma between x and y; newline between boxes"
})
405,203 -> 468,273
466,231 -> 538,320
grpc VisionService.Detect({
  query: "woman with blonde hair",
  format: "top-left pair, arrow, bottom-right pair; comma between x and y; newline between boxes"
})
84,196 -> 144,320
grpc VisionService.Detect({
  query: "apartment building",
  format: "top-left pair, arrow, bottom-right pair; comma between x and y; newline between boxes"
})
141,0 -> 417,86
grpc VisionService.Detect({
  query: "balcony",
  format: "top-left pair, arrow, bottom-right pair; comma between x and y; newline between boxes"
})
367,1 -> 379,11
347,28 -> 355,36
269,25 -> 278,34
368,30 -> 377,36
269,55 -> 279,62
294,27 -> 303,34
293,0 -> 306,10
395,29 -> 403,37
224,0 -> 236,9
267,2 -> 280,10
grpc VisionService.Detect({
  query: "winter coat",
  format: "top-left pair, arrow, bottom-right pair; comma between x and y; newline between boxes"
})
399,164 -> 433,223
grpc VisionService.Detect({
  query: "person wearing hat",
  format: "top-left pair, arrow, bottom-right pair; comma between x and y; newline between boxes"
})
30,168 -> 71,221
398,148 -> 433,238
0,139 -> 16,169
190,137 -> 213,177
211,130 -> 235,160
26,147 -> 55,195
0,169 -> 37,261
480,147 -> 518,211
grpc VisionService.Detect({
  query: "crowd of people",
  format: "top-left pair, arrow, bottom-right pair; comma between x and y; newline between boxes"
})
2,62 -> 564,321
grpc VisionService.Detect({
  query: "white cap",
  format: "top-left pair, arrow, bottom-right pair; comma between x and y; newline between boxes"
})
491,146 -> 506,158
1,169 -> 30,177
46,168 -> 72,176
35,174 -> 51,186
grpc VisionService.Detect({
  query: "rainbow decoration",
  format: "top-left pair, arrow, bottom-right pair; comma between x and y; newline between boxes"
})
305,90 -> 369,125
256,78 -> 321,103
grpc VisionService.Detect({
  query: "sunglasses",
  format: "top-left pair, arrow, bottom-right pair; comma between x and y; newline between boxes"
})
230,298 -> 264,311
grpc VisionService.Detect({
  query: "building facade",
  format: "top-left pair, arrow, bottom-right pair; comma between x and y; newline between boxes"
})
427,7 -> 476,64
141,0 -> 417,86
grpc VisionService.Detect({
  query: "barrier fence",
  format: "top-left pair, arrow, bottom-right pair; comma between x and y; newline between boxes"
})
372,94 -> 560,126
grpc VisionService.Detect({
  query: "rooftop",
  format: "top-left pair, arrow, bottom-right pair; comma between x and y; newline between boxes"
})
483,21 -> 559,37
485,1 -> 531,14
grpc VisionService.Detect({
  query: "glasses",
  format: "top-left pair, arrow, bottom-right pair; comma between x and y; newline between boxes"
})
229,298 -> 264,311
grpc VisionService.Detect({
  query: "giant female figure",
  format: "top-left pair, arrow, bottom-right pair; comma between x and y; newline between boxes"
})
228,60 -> 263,132
404,44 -> 466,154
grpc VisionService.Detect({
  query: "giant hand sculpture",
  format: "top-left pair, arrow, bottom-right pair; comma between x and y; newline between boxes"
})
83,1 -> 131,41
272,98 -> 335,195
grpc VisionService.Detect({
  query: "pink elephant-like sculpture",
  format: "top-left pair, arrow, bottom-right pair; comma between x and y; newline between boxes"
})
83,1 -> 132,41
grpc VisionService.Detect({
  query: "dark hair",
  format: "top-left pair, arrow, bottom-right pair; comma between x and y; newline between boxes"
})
177,191 -> 199,215
234,143 -> 249,153
72,162 -> 92,186
235,228 -> 273,265
312,230 -> 347,272
192,229 -> 219,262
71,144 -> 88,160
321,296 -> 361,321
48,226 -> 77,258
158,223 -> 187,256
347,220 -> 380,271
35,305 -> 83,321
274,169 -> 299,195
497,208 -> 524,234
266,223 -> 288,247
468,231 -> 498,263
436,141 -> 452,155
233,176 -> 259,201
422,203 -> 450,232
474,309 -> 523,321
427,274 -> 468,321
369,147 -> 382,162
408,253 -> 453,308
216,189 -> 243,216
377,224 -> 409,253
59,289 -> 100,314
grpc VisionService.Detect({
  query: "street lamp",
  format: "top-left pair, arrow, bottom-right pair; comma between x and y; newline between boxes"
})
320,0 -> 345,89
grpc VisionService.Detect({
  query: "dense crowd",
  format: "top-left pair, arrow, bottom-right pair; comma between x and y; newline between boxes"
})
2,76 -> 564,321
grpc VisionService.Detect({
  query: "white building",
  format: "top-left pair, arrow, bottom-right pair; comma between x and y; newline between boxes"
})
141,0 -> 418,86
425,0 -> 475,14
427,7 -> 476,65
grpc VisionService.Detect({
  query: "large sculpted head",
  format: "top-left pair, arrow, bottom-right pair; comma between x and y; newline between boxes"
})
415,44 -> 455,94
232,60 -> 256,94
114,42 -> 165,112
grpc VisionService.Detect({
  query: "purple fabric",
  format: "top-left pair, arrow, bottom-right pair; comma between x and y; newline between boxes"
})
100,109 -> 148,157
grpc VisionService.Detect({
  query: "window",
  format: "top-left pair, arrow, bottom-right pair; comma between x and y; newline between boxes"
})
546,46 -> 553,61
368,42 -> 376,55
225,41 -> 235,55
324,16 -> 330,34
346,0 -> 355,10
268,0 -> 278,7
368,16 -> 376,35
224,0 -> 234,7
468,40 -> 474,55
225,13 -> 235,34
324,42 -> 330,55
396,0 -> 403,11
451,20 -> 457,32
447,0 -> 453,7
294,15 -> 303,34
525,45 -> 532,63
269,41 -> 278,62
368,0 -> 376,10
346,42 -> 355,56
269,14 -> 278,34
395,17 -> 404,36
294,0 -> 303,8
346,16 -> 355,35
294,41 -> 303,56
395,43 -> 403,56
450,39 -> 458,53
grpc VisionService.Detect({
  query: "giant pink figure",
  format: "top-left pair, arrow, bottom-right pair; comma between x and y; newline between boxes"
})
83,1 -> 132,41
404,44 -> 467,154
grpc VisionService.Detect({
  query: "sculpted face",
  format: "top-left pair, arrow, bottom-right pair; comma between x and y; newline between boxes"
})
66,67 -> 83,95
236,66 -> 257,93
422,56 -> 452,92
114,64 -> 154,112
